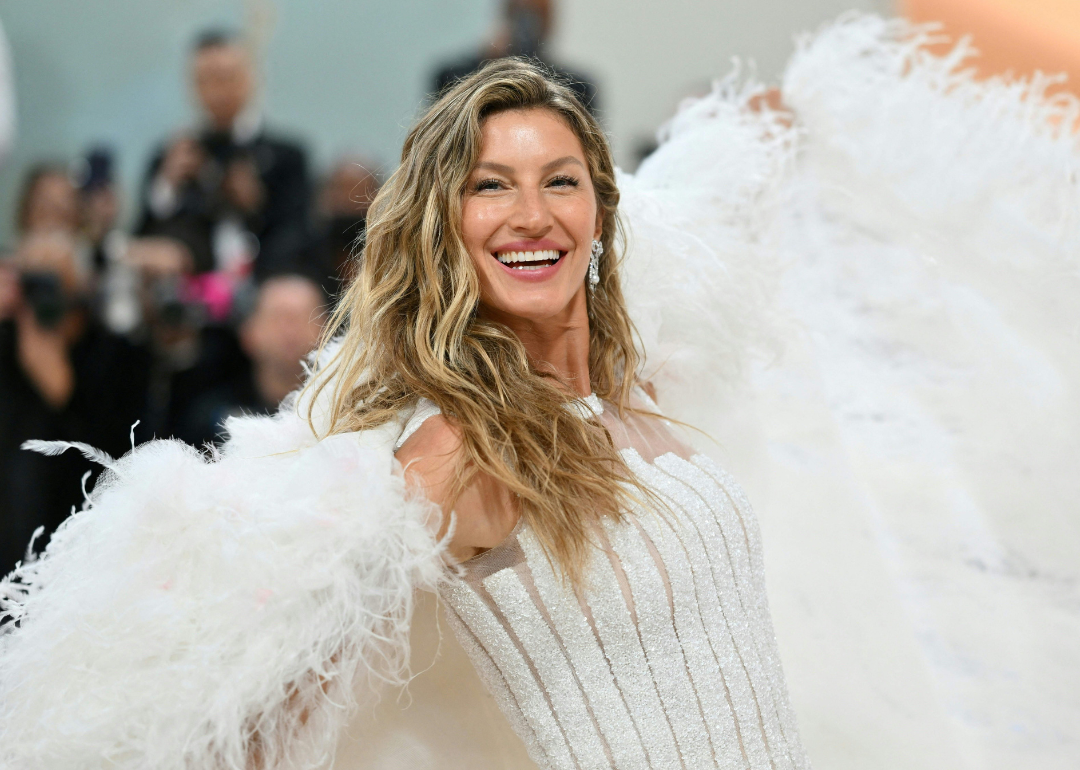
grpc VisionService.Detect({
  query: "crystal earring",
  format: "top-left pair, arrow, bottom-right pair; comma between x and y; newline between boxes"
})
588,239 -> 603,291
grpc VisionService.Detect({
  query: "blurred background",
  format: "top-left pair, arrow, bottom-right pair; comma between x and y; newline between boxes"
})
1,0 -> 1078,766
0,0 -> 903,236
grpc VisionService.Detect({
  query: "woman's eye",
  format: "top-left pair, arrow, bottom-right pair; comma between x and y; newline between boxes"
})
549,175 -> 579,188
474,178 -> 503,192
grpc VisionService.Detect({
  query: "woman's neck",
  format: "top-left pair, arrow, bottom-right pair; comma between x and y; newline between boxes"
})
483,290 -> 592,397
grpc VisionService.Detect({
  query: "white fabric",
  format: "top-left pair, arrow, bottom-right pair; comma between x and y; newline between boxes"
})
616,14 -> 1080,768
440,418 -> 810,769
395,397 -> 444,451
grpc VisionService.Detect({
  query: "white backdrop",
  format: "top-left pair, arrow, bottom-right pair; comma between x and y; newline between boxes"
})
550,0 -> 890,168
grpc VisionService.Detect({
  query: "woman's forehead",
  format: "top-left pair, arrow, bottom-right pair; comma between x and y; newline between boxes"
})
476,108 -> 586,169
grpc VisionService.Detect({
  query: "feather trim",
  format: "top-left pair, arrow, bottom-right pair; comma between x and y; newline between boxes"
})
1,409 -> 444,769
619,63 -> 796,431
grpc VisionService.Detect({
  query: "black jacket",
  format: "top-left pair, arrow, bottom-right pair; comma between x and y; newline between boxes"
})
137,128 -> 312,277
0,320 -> 151,576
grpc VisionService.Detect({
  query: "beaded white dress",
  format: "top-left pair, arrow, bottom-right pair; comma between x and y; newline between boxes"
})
385,394 -> 810,770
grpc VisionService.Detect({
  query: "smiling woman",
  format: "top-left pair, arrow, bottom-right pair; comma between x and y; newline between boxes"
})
311,59 -> 811,768
464,111 -> 599,326
5,15 -> 1079,768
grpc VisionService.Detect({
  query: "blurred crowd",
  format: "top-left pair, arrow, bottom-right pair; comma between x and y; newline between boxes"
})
0,0 -> 596,577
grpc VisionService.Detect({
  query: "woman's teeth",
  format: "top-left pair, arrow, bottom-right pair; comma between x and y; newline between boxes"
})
496,249 -> 561,269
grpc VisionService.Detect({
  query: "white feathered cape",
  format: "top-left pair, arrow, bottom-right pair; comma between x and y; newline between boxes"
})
4,14 -> 1079,769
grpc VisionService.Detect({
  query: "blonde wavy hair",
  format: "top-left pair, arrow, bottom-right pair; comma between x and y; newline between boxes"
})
309,58 -> 651,584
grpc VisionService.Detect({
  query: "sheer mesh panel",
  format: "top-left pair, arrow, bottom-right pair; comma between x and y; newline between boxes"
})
392,392 -> 809,769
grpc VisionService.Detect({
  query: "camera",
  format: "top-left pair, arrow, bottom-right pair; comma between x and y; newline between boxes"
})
149,275 -> 206,330
19,271 -> 67,329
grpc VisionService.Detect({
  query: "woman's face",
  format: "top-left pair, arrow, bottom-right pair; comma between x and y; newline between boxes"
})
462,108 -> 600,325
25,173 -> 79,235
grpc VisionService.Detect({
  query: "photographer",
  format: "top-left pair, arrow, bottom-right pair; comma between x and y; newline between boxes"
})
169,273 -> 325,447
0,233 -> 150,577
136,29 -> 312,286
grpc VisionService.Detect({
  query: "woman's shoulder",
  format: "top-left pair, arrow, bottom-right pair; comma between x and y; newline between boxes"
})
394,406 -> 460,475
393,397 -> 460,510
394,401 -> 517,561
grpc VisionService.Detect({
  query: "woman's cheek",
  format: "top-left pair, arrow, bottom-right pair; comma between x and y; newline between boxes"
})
463,202 -> 505,249
553,195 -> 596,238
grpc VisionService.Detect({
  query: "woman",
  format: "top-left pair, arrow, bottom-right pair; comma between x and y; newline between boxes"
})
14,13 -> 1076,769
0,57 -> 805,769
14,163 -> 81,238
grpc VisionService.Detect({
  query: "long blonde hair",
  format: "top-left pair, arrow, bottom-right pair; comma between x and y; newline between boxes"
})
310,58 -> 648,584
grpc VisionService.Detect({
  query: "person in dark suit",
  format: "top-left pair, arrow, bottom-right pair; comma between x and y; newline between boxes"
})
432,0 -> 600,115
170,273 -> 326,448
137,30 -> 311,281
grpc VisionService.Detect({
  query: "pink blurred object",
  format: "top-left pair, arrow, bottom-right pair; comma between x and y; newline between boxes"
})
182,272 -> 236,323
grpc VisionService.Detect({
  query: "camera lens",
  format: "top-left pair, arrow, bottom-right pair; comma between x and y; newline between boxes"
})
19,271 -> 67,329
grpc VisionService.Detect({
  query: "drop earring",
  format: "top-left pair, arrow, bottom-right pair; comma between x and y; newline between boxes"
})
589,239 -> 603,291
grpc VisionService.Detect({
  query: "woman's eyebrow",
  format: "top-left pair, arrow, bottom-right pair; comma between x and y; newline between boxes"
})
541,156 -> 585,172
473,156 -> 585,175
475,161 -> 513,174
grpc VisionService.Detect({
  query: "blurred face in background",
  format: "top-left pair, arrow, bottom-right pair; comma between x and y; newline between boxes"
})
20,171 -> 79,236
192,43 -> 253,130
320,161 -> 379,219
240,276 -> 325,374
16,233 -> 83,293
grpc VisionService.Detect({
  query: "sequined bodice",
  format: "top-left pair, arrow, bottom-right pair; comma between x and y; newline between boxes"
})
402,396 -> 809,770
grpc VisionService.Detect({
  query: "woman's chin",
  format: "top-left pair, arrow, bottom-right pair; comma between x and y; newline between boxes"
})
482,287 -> 584,325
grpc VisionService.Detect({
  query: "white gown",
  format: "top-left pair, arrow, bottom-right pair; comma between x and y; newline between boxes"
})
426,394 -> 806,769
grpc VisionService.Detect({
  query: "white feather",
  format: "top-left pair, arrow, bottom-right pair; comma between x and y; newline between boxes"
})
20,439 -> 115,468
2,407 -> 445,769
618,62 -> 796,442
615,12 -> 1080,762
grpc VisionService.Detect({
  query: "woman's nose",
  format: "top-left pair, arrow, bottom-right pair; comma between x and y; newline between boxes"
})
508,187 -> 551,233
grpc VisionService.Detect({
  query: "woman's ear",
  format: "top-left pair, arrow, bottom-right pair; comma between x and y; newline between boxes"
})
594,211 -> 603,241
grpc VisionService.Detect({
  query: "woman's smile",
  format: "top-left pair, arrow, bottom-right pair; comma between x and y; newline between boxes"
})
492,238 -> 568,280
